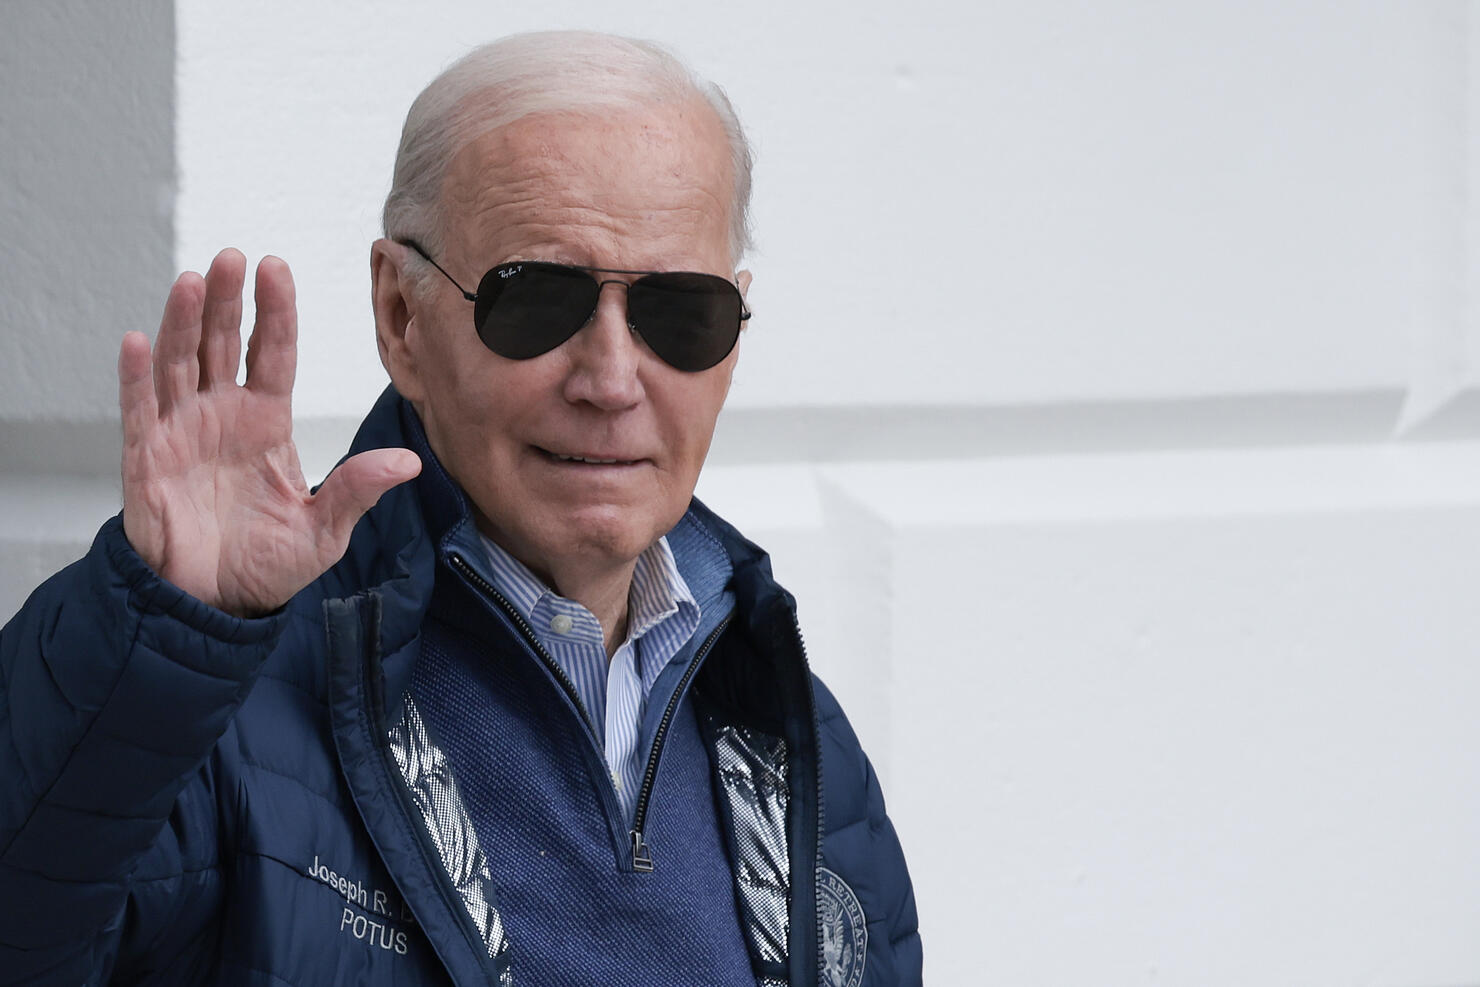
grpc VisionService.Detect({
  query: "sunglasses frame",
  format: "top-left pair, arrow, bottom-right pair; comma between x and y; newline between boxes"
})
397,239 -> 749,372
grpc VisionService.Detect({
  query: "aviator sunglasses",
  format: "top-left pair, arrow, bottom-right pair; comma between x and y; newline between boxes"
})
398,240 -> 750,372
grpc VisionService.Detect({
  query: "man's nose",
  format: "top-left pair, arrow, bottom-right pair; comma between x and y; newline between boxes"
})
560,282 -> 645,410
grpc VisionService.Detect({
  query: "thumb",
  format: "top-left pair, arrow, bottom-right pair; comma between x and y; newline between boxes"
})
311,448 -> 422,552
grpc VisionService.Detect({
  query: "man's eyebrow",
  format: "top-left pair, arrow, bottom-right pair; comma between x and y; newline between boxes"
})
494,246 -> 585,266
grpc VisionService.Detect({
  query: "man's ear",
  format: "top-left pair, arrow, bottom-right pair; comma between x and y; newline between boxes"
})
371,239 -> 426,403
735,269 -> 753,328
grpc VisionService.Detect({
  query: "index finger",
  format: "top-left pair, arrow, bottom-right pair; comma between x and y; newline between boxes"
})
244,255 -> 298,399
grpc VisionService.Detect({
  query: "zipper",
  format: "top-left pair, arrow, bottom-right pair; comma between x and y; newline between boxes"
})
338,593 -> 502,983
627,613 -> 732,872
790,606 -> 827,985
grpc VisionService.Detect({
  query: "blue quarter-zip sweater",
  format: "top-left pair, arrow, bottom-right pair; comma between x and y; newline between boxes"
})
0,387 -> 923,985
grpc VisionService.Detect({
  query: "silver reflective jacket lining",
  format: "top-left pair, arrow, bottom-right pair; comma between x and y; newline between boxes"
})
387,693 -> 514,978
712,722 -> 793,972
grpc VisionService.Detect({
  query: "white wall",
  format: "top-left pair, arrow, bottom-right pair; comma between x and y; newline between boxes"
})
0,0 -> 173,609
3,2 -> 1479,983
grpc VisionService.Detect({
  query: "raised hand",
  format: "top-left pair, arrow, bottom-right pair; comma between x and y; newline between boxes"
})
118,249 -> 421,617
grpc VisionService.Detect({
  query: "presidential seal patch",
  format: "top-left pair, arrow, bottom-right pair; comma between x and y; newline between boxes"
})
818,867 -> 867,987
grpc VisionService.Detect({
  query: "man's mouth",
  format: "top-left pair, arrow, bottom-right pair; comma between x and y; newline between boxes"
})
538,447 -> 641,466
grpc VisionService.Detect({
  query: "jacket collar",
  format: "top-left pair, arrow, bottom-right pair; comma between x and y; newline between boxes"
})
330,386 -> 801,708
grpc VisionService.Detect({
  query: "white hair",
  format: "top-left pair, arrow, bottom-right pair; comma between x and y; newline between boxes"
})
382,31 -> 755,265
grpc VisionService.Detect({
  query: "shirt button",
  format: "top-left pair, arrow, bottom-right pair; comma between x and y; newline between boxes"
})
550,614 -> 574,635
611,771 -> 622,791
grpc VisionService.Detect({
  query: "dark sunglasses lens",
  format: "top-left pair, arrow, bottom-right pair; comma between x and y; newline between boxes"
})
474,262 -> 597,359
628,273 -> 742,372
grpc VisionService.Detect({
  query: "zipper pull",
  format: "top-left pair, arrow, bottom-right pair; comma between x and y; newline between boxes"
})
630,829 -> 654,873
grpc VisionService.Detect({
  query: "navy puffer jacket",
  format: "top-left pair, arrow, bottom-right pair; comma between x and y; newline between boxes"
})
0,389 -> 921,985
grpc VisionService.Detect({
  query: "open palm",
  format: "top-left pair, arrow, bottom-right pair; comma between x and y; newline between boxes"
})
118,249 -> 420,617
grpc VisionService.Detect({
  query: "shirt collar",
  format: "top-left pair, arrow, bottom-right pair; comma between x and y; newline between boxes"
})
477,532 -> 700,681
628,537 -> 701,693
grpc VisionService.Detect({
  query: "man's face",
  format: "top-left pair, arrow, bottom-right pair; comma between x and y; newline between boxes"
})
390,99 -> 744,589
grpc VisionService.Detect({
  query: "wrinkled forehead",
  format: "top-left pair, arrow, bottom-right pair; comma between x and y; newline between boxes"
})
438,100 -> 735,268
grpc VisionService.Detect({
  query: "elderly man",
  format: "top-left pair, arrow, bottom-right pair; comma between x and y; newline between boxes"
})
0,32 -> 920,986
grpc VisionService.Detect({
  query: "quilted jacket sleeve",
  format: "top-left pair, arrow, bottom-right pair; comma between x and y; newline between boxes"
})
813,676 -> 924,987
0,516 -> 287,984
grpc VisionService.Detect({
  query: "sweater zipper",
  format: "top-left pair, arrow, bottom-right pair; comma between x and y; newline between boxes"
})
628,614 -> 731,872
448,552 -> 728,873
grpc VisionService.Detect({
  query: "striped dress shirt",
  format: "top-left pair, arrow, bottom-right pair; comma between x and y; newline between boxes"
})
477,532 -> 701,825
